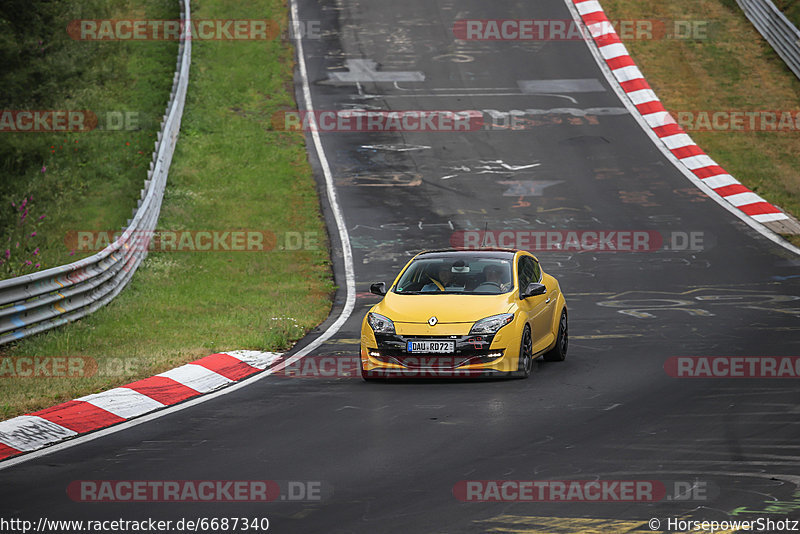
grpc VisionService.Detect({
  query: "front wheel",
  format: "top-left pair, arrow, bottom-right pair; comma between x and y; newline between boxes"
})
543,309 -> 568,362
514,324 -> 534,378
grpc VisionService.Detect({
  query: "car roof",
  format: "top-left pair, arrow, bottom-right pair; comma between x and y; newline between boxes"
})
414,248 -> 518,260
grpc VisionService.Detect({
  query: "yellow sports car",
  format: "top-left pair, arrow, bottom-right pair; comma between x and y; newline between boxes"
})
360,249 -> 567,380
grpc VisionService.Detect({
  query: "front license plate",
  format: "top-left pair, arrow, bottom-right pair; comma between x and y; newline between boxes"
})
407,340 -> 455,353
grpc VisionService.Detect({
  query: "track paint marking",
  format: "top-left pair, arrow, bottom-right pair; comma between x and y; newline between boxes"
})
518,78 -> 605,93
535,206 -> 585,213
337,173 -> 422,187
323,338 -> 361,345
480,160 -> 541,171
571,334 -> 643,339
326,59 -> 424,83
500,180 -> 563,197
360,144 -> 430,152
432,53 -> 474,63
418,221 -> 454,230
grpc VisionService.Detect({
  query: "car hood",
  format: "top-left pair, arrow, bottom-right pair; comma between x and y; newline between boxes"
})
376,291 -> 513,324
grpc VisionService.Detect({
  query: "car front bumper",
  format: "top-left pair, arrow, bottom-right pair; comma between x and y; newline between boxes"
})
361,332 -> 517,377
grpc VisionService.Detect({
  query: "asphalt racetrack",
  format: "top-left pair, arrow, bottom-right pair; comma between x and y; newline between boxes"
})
2,0 -> 800,532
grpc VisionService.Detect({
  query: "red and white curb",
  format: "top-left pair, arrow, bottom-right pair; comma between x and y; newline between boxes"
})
573,0 -> 800,237
0,350 -> 281,462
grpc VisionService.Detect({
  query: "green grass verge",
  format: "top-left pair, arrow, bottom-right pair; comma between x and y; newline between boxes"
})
0,0 -> 333,420
602,0 -> 800,246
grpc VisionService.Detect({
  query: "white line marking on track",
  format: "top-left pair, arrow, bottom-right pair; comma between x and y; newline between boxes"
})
361,144 -> 430,152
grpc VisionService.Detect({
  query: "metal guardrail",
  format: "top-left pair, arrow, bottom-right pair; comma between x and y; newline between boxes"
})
737,0 -> 800,80
0,0 -> 191,345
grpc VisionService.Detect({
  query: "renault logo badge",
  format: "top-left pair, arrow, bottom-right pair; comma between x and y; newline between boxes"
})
428,316 -> 438,326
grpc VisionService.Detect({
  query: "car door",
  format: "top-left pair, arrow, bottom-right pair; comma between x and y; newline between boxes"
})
516,255 -> 549,349
534,258 -> 558,339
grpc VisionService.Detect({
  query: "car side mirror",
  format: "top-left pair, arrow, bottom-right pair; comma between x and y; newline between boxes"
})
521,282 -> 546,299
370,282 -> 387,296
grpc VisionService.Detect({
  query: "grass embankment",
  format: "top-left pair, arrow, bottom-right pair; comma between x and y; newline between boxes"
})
0,0 -> 333,419
602,0 -> 800,246
0,0 -> 179,277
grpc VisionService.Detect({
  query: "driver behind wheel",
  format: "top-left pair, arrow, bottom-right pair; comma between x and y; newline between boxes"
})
476,264 -> 510,292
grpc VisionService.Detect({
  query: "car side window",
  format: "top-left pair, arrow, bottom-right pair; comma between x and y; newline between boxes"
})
532,259 -> 541,283
517,256 -> 537,292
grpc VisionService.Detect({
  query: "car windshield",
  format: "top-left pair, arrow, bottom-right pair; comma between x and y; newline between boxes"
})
394,256 -> 513,295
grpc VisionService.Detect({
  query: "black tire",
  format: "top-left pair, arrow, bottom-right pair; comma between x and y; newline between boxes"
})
514,324 -> 534,378
543,309 -> 568,362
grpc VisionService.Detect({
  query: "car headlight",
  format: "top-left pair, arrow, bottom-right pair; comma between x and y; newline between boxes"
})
469,313 -> 513,335
367,312 -> 395,334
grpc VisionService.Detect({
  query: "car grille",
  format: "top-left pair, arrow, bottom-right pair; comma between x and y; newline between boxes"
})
389,355 -> 472,369
373,333 -> 503,368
